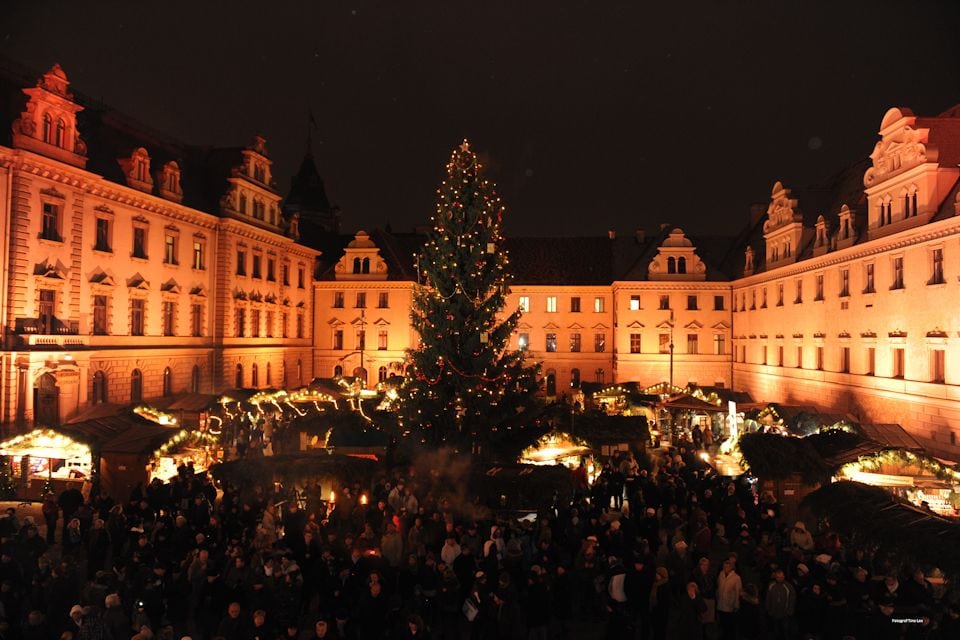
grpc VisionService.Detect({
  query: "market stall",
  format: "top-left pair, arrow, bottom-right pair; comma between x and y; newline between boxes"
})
0,429 -> 91,499
520,431 -> 592,467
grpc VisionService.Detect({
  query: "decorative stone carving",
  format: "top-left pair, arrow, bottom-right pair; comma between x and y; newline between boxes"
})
864,108 -> 931,187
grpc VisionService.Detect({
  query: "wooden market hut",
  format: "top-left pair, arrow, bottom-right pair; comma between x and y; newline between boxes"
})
738,432 -> 831,523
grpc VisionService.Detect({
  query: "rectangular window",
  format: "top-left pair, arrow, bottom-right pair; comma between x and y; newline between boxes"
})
266,310 -> 274,338
796,346 -> 803,368
594,297 -> 605,313
518,333 -> 529,350
356,330 -> 366,350
570,297 -> 581,313
333,292 -> 344,308
750,290 -> 756,310
38,289 -> 56,334
794,279 -> 803,304
659,333 -> 670,354
778,345 -> 784,366
281,312 -> 288,339
131,298 -> 145,336
252,254 -> 262,279
658,295 -> 670,310
932,349 -> 946,383
282,264 -> 290,286
296,313 -> 304,339
630,333 -> 642,354
840,347 -> 850,373
546,296 -> 557,313
518,296 -> 530,313
356,292 -> 366,308
378,330 -> 388,350
570,333 -> 581,352
762,345 -> 768,365
162,300 -> 176,336
133,227 -> 148,259
776,283 -> 784,306
267,258 -> 276,281
192,241 -> 205,270
333,329 -> 343,350
892,347 -> 905,379
252,310 -> 261,337
594,368 -> 604,384
95,218 -> 111,252
687,334 -> 699,354
931,248 -> 945,285
714,334 -> 726,355
93,295 -> 108,335
713,295 -> 724,311
594,333 -> 605,352
816,346 -> 824,371
866,347 -> 876,375
235,307 -> 245,337
378,292 -> 389,308
629,295 -> 641,311
687,295 -> 698,311
236,249 -> 246,276
41,203 -> 61,241
891,256 -> 904,290
164,234 -> 178,265
864,263 -> 875,293
761,288 -> 768,308
297,267 -> 305,288
815,274 -> 824,300
191,303 -> 202,337
840,269 -> 850,297
545,333 -> 557,352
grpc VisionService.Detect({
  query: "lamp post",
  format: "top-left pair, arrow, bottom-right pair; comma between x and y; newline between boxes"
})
668,309 -> 675,388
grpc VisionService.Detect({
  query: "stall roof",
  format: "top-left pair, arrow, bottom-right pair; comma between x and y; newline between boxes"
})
858,423 -> 923,451
159,393 -> 220,412
661,394 -> 722,412
60,414 -> 176,454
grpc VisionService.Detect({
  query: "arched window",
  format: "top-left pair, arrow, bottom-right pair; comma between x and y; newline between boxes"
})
162,367 -> 172,397
378,366 -> 388,383
570,368 -> 581,388
251,363 -> 259,388
677,257 -> 687,274
42,113 -> 53,143
353,257 -> 362,274
55,118 -> 65,147
334,365 -> 343,377
545,370 -> 557,396
191,365 -> 201,393
235,363 -> 243,388
131,369 -> 143,403
361,257 -> 370,274
92,371 -> 107,404
266,362 -> 272,386
353,367 -> 368,386
667,257 -> 676,274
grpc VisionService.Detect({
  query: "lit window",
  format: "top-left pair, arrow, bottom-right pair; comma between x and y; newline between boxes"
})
546,296 -> 557,313
569,333 -> 581,352
518,333 -> 529,350
546,333 -> 557,352
164,234 -> 178,265
594,297 -> 604,313
594,333 -> 605,352
518,296 -> 530,313
629,295 -> 641,311
193,241 -> 205,270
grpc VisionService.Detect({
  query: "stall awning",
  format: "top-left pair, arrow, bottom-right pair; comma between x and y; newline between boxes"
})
0,429 -> 90,459
661,394 -> 721,412
858,423 -> 923,451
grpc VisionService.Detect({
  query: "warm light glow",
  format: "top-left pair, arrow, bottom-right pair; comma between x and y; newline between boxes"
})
329,490 -> 336,503
360,494 -> 368,505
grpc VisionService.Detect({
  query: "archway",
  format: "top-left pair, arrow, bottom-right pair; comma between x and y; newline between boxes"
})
34,373 -> 59,425
92,371 -> 107,405
353,367 -> 368,386
545,370 -> 557,396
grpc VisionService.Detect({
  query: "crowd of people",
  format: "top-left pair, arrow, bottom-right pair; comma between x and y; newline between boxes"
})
0,440 -> 957,640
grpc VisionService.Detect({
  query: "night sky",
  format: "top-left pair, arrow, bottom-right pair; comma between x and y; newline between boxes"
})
3,1 -> 959,238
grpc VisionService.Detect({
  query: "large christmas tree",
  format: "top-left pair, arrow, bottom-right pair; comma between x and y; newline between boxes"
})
399,140 -> 540,449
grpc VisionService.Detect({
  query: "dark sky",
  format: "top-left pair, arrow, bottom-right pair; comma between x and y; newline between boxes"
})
3,1 -> 959,238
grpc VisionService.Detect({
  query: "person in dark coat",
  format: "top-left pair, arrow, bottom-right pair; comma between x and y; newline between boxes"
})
101,594 -> 130,640
353,581 -> 389,640
667,582 -> 707,640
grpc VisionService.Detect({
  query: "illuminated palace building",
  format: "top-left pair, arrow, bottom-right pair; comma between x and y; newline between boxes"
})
3,64 -> 960,457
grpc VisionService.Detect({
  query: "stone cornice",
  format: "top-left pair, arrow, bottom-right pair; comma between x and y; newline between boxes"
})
612,281 -> 730,291
735,216 -> 960,288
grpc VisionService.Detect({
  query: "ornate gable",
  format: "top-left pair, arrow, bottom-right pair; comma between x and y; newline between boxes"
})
762,181 -> 804,267
864,108 -> 930,187
221,134 -> 284,229
118,147 -> 154,193
11,64 -> 88,167
647,228 -> 706,281
334,231 -> 388,281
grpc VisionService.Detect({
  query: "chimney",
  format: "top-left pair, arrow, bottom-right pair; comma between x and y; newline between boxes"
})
634,228 -> 645,243
749,203 -> 767,226
607,229 -> 616,239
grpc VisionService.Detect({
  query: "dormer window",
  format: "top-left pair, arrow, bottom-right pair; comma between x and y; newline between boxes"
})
42,113 -> 52,143
254,163 -> 265,183
134,152 -> 148,182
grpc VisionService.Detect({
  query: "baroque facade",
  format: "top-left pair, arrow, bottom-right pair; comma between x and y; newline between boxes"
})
0,64 -> 317,426
3,62 -> 960,459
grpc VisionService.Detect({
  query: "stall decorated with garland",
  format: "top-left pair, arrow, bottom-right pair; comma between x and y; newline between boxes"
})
0,429 -> 92,498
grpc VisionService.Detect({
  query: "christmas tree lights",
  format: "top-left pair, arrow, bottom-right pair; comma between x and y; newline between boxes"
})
398,140 -> 540,449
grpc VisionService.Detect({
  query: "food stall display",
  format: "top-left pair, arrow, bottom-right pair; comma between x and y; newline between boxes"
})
148,429 -> 220,482
0,429 -> 92,497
